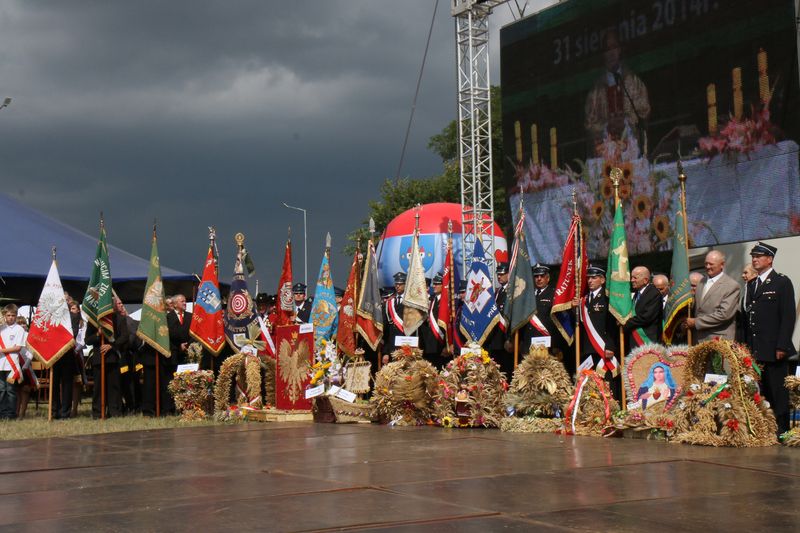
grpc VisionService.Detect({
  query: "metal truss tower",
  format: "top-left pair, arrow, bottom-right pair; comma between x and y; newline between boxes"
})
452,0 -> 507,277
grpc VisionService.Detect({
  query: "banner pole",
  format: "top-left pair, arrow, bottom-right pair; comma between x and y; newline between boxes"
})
447,220 -> 456,357
619,327 -> 626,407
100,330 -> 106,420
48,368 -> 53,422
572,189 -> 582,377
514,331 -> 519,369
156,350 -> 161,417
678,161 -> 693,346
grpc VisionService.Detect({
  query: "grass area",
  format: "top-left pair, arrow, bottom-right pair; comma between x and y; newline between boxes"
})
0,397 -> 218,441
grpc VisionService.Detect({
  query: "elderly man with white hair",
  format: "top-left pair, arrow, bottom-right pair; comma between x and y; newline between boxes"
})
685,250 -> 740,342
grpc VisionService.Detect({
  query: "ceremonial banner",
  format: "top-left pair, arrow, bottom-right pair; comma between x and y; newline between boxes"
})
663,205 -> 692,344
337,246 -> 360,356
224,254 -> 261,352
310,238 -> 338,350
274,324 -> 313,410
27,259 -> 74,368
437,233 -> 456,352
606,199 -> 633,325
356,239 -> 383,351
402,230 -> 429,335
460,239 -> 500,345
136,234 -> 171,357
505,213 -> 536,334
550,214 -> 587,345
190,244 -> 225,354
82,223 -> 114,339
274,239 -> 294,327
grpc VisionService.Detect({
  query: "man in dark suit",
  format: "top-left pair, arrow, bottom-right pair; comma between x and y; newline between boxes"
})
575,266 -> 619,397
746,241 -> 796,435
521,264 -> 572,375
168,294 -> 193,366
293,283 -> 313,324
623,266 -> 663,350
421,273 -> 447,369
382,272 -> 407,365
85,298 -> 129,419
484,263 -> 513,377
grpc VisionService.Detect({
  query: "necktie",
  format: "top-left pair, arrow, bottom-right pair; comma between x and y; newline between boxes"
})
633,290 -> 640,304
754,277 -> 762,295
587,292 -> 593,307
178,313 -> 183,325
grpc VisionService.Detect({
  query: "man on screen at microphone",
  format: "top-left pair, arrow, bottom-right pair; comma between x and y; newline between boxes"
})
584,29 -> 651,158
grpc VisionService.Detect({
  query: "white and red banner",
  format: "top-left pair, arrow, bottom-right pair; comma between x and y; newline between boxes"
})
27,259 -> 75,368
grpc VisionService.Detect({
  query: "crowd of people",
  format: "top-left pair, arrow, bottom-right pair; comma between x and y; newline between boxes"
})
0,240 -> 795,437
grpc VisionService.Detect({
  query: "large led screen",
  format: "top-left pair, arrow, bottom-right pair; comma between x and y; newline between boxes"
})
501,0 -> 800,264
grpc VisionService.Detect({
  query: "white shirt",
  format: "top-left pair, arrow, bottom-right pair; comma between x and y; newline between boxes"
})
0,324 -> 27,371
701,271 -> 724,300
757,268 -> 773,284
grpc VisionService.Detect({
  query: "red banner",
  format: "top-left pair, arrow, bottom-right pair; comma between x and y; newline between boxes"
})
337,248 -> 360,356
550,215 -> 587,344
274,240 -> 294,328
274,324 -> 313,410
190,246 -> 225,354
437,236 -> 455,353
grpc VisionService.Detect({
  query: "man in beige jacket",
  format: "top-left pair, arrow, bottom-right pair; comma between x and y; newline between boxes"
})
685,251 -> 740,341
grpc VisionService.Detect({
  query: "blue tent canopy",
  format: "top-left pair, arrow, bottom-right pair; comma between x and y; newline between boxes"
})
0,193 -> 196,303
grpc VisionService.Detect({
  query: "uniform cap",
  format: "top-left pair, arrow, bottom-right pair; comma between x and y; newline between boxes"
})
750,241 -> 777,257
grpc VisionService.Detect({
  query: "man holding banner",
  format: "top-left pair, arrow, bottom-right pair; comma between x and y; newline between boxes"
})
574,266 -> 620,399
623,266 -> 663,349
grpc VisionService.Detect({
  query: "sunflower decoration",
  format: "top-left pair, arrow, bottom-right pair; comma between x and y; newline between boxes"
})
372,346 -> 439,426
592,201 -> 605,221
633,195 -> 652,220
600,178 -> 614,199
653,215 -> 671,242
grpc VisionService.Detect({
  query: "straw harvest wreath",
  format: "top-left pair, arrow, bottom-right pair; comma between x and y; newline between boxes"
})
372,345 -> 439,426
563,369 -> 620,436
433,344 -> 508,428
782,376 -> 800,446
213,351 -> 276,420
670,339 -> 777,447
500,345 -> 573,433
168,370 -> 215,421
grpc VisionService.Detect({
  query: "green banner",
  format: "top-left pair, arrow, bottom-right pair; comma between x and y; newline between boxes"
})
506,222 -> 537,334
82,225 -> 114,339
663,206 -> 692,343
606,199 -> 632,325
137,235 -> 171,356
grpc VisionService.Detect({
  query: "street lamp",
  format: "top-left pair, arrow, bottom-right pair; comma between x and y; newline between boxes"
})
282,202 -> 308,287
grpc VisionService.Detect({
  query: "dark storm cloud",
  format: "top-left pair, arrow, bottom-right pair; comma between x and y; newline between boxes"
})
0,0 -> 526,292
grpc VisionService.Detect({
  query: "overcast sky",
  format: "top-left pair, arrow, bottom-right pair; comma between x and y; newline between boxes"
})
0,1 -> 550,293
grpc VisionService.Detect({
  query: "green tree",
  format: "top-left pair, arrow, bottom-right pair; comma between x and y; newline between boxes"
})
347,86 -> 509,251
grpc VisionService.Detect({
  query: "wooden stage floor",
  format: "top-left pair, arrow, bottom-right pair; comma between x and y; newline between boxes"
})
0,422 -> 797,531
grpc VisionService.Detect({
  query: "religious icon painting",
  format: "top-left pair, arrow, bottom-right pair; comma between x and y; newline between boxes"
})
624,344 -> 687,413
